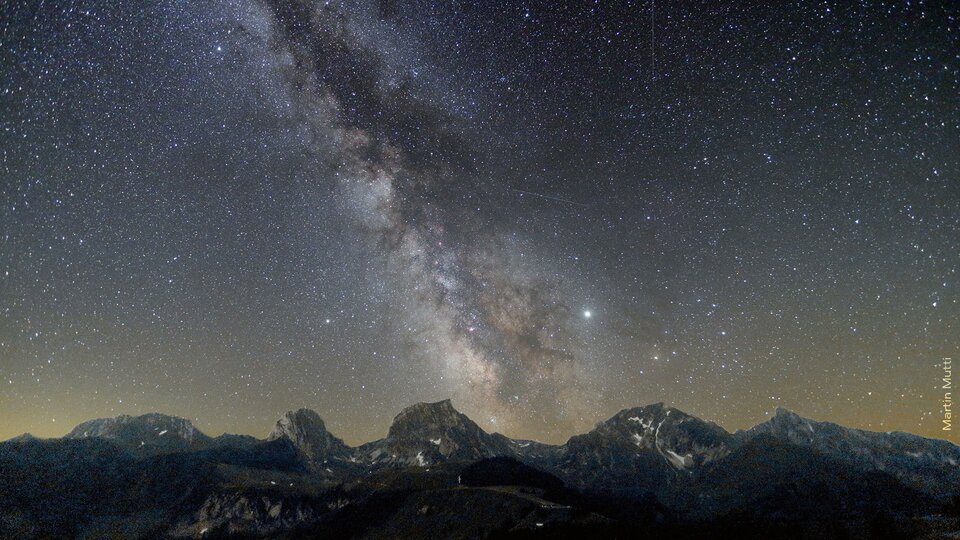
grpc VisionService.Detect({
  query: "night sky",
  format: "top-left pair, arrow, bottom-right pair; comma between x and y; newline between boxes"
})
2,0 -> 958,445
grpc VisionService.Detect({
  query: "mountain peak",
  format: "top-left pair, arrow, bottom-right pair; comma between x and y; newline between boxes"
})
410,399 -> 455,411
274,408 -> 328,432
268,408 -> 350,461
745,406 -> 960,496
604,402 -> 684,428
388,399 -> 468,438
398,399 -> 457,415
67,412 -> 204,438
64,412 -> 211,454
567,403 -> 733,473
366,399 -> 513,465
761,407 -> 818,434
773,406 -> 800,418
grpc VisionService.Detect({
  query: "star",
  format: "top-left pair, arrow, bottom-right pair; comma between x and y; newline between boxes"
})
0,0 -> 954,445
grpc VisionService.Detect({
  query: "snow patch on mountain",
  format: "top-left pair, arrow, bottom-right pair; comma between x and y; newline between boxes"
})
664,449 -> 692,470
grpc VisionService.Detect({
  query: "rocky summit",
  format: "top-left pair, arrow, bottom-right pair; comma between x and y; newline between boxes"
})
359,399 -> 516,466
2,401 -> 959,539
268,408 -> 352,463
64,412 -> 212,456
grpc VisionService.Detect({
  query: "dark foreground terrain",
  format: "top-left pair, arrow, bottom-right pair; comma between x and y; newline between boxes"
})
2,401 -> 959,539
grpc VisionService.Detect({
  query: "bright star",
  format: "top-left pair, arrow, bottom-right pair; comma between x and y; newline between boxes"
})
583,310 -> 592,319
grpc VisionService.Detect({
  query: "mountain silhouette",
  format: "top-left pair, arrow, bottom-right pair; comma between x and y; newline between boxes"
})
2,400 -> 957,539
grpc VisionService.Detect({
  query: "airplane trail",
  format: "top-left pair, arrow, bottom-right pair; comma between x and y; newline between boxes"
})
511,189 -> 589,207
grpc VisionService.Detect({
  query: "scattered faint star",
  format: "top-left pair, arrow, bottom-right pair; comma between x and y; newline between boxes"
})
0,0 -> 956,444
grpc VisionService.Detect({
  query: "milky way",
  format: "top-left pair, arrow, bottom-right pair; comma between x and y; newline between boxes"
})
1,0 -> 958,444
251,0 -> 591,433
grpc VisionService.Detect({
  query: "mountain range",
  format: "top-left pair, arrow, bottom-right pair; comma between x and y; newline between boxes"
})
2,400 -> 958,539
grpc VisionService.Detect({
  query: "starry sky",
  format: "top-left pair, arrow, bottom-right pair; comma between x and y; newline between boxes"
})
2,0 -> 958,445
